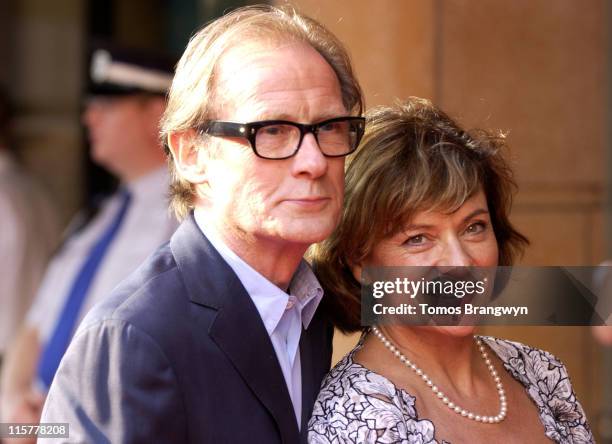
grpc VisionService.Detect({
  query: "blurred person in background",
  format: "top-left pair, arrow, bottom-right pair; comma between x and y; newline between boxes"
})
0,45 -> 178,434
308,98 -> 593,443
0,90 -> 60,410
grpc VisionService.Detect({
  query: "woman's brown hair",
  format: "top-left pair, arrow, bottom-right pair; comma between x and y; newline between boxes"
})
310,97 -> 529,333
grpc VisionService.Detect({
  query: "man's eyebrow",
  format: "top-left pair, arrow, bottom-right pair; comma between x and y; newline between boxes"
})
258,113 -> 295,121
249,112 -> 349,123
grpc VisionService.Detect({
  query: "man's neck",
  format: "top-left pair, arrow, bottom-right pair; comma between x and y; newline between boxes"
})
195,212 -> 306,290
218,228 -> 306,291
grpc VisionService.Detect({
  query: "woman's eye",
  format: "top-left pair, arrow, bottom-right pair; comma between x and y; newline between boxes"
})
465,221 -> 486,234
404,234 -> 425,246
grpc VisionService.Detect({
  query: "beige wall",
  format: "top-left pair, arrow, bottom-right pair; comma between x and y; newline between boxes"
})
285,0 -> 608,431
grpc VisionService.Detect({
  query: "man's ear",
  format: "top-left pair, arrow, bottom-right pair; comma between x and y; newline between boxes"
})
167,130 -> 208,184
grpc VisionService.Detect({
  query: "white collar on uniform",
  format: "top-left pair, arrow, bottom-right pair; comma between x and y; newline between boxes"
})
193,208 -> 323,336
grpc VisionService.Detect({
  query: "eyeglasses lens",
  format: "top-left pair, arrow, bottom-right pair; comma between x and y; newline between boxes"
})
255,119 -> 360,159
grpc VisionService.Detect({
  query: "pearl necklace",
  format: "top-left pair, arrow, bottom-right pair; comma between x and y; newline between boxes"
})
371,326 -> 507,424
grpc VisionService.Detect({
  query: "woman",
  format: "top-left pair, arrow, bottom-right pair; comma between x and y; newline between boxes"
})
307,98 -> 593,443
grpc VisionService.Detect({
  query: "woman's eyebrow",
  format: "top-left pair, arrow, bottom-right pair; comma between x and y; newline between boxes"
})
403,209 -> 490,232
403,223 -> 434,232
461,208 -> 489,224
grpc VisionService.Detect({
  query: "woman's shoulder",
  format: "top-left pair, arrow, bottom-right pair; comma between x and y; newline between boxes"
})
308,346 -> 442,443
479,335 -> 574,399
312,347 -> 419,416
479,336 -> 571,383
480,336 -> 564,369
480,336 -> 594,443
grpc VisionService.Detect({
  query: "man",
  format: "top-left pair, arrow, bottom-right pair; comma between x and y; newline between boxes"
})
41,5 -> 364,443
0,45 -> 178,433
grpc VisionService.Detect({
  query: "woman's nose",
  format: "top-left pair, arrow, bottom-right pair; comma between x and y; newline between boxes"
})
442,239 -> 473,267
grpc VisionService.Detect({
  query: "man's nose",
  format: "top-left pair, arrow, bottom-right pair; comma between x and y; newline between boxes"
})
291,132 -> 328,178
82,103 -> 99,128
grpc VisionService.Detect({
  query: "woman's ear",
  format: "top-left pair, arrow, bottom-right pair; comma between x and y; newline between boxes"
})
350,263 -> 363,282
167,130 -> 208,184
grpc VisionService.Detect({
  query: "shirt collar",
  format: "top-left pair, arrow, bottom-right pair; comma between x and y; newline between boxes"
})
193,208 -> 323,335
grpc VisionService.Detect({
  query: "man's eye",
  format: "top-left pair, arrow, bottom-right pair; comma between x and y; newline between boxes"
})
261,125 -> 288,136
319,122 -> 340,133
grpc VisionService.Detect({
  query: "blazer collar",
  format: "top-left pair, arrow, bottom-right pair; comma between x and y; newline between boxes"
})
170,213 -> 240,309
170,213 -> 301,443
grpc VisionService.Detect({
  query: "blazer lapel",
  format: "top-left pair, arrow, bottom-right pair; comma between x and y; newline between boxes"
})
299,327 -> 315,432
210,304 -> 300,443
170,214 -> 300,443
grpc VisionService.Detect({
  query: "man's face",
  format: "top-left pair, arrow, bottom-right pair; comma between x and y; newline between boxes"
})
202,42 -> 348,248
82,95 -> 163,179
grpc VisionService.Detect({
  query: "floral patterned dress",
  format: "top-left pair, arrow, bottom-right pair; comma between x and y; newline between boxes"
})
307,335 -> 593,444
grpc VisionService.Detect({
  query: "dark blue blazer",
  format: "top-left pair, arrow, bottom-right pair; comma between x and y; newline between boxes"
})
41,214 -> 334,443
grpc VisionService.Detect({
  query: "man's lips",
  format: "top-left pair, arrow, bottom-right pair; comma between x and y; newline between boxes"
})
282,196 -> 331,207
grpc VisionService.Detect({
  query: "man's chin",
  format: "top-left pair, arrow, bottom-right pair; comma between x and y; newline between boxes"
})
90,151 -> 116,171
279,231 -> 332,246
275,224 -> 336,246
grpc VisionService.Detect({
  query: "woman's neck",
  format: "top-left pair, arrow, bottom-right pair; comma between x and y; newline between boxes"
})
374,326 -> 487,396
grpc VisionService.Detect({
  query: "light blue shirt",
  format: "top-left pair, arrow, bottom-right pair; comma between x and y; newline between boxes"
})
194,209 -> 323,427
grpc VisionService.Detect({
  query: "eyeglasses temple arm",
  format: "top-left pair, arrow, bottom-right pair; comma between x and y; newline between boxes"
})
200,121 -> 248,137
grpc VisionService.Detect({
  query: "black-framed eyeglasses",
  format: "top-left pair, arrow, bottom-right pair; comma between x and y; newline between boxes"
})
197,116 -> 365,160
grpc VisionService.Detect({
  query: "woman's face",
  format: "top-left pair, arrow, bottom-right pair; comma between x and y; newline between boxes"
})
368,189 -> 498,268
360,189 -> 499,337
